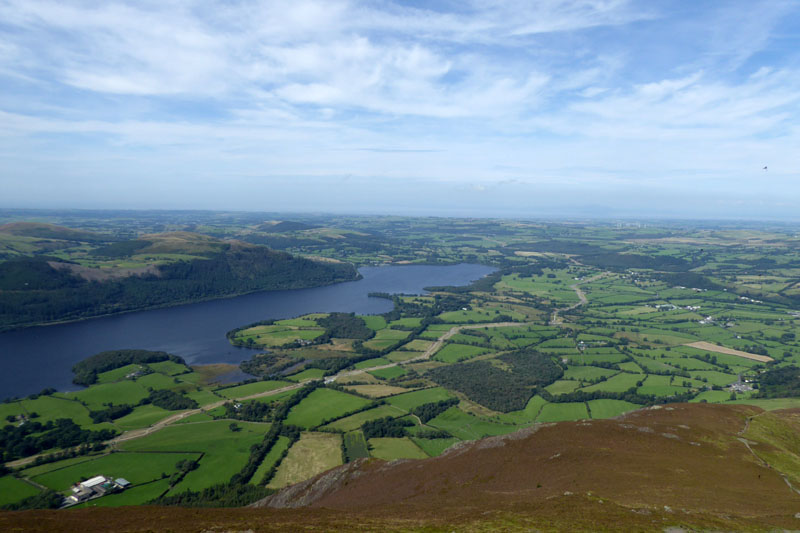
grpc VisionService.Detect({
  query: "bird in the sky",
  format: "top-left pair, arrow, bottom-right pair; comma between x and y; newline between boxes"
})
763,166 -> 768,170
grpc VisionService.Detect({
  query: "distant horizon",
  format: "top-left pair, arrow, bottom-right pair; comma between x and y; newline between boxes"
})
2,204 -> 800,226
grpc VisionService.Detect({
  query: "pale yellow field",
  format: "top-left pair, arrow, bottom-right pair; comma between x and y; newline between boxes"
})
684,341 -> 773,362
345,384 -> 419,398
267,432 -> 342,489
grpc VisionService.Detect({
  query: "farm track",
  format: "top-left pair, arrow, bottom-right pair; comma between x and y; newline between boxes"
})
737,412 -> 800,497
550,272 -> 610,325
6,321 -> 531,468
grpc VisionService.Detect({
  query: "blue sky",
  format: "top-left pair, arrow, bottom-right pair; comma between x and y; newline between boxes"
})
1,0 -> 799,219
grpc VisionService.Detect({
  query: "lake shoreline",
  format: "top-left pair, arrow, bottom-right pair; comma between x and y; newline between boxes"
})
0,272 -> 365,334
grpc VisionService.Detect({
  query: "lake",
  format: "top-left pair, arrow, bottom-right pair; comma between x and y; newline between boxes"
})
0,263 -> 495,398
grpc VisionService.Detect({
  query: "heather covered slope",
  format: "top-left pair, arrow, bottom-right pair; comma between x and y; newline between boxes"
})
256,403 -> 800,522
3,403 -> 799,532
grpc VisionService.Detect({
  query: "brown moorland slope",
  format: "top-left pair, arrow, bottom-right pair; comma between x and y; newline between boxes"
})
3,403 -> 799,532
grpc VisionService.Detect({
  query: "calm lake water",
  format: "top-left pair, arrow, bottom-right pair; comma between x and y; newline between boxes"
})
0,264 -> 494,398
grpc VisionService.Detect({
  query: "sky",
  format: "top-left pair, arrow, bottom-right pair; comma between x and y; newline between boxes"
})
1,0 -> 799,219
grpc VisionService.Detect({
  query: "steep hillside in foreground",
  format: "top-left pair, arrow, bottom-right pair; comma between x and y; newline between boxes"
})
2,404 -> 799,532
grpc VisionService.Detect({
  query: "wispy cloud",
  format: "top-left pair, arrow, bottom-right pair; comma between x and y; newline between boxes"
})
0,1 -> 799,217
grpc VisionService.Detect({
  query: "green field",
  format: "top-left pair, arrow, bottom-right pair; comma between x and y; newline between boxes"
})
343,431 -> 370,461
114,404 -> 172,430
285,368 -> 327,382
368,437 -> 428,460
120,420 -> 270,492
285,388 -> 372,429
411,437 -> 459,457
385,387 -> 455,411
136,372 -> 182,391
536,402 -> 589,422
96,364 -> 143,384
362,315 -> 388,330
587,399 -> 640,419
322,404 -> 406,432
428,407 -> 517,440
18,396 -> 93,426
581,372 -> 644,393
252,436 -> 292,485
0,475 -> 41,506
216,380 -> 290,399
148,360 -> 190,376
496,395 -> 549,425
433,343 -> 490,363
73,479 -> 172,507
65,381 -> 150,410
354,357 -> 391,369
368,366 -> 407,380
33,451 -> 201,491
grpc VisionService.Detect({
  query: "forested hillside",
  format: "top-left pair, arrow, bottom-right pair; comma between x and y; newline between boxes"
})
0,227 -> 358,330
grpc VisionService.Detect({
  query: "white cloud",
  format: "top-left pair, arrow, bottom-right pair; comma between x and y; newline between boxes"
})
1,1 -> 799,216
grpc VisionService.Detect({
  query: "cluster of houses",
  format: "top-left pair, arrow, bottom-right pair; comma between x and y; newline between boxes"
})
66,475 -> 130,505
729,374 -> 755,394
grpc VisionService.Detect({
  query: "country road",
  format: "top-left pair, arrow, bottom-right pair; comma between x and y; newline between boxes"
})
6,320 -> 530,468
550,272 -> 609,325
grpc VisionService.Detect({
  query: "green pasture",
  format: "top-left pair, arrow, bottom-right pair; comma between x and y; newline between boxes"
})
18,396 -> 93,427
216,380 -> 290,399
496,395 -> 548,425
587,399 -> 639,419
536,402 -> 589,422
562,366 -> 617,381
342,430 -> 370,461
322,404 -> 406,432
389,318 -> 423,328
433,343 -> 489,363
185,388 -> 222,406
369,366 -> 407,380
368,437 -> 428,460
386,387 -> 455,411
0,475 -> 41,506
252,436 -> 292,485
96,364 -> 143,384
285,388 -> 372,429
581,372 -> 642,393
354,357 -> 391,369
136,372 -> 181,391
427,407 -> 517,440
114,404 -> 172,430
120,420 -> 270,492
74,478 -> 171,507
285,368 -> 326,382
361,315 -> 388,331
66,381 -> 150,410
545,380 -> 581,395
412,437 -> 459,457
33,451 -> 201,491
147,360 -> 190,376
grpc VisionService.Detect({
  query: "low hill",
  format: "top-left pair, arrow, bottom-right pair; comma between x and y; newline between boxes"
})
0,235 -> 359,329
3,404 -> 799,531
89,231 -> 227,258
257,221 -> 320,233
0,222 -> 106,242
